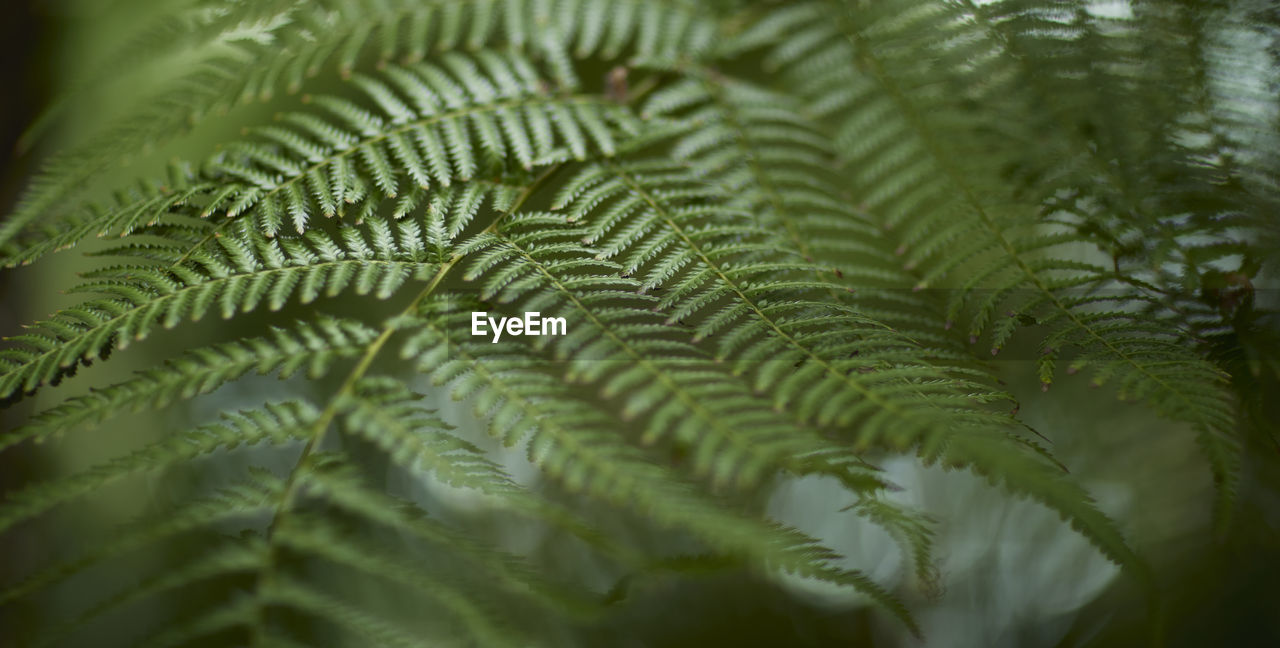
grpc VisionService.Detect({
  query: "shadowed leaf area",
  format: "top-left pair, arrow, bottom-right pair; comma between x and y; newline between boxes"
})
0,1 -> 1277,646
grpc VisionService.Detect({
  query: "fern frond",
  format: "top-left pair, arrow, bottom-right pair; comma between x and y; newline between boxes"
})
0,0 -> 716,264
336,377 -> 529,494
201,53 -> 639,236
270,514 -> 525,647
0,218 -> 440,402
0,401 -> 316,536
259,578 -> 432,648
451,225 -> 890,492
846,495 -> 938,594
32,540 -> 271,648
0,317 -> 376,451
398,297 -> 921,633
132,596 -> 262,648
298,460 -> 604,617
469,161 -> 1142,570
640,72 -> 994,365
5,51 -> 637,267
1,472 -> 284,607
4,1 -> 1266,642
549,160 -> 1010,437
940,430 -> 1145,579
0,161 -> 214,268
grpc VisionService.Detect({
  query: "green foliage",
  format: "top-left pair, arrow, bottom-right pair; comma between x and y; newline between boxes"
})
1,0 -> 1274,645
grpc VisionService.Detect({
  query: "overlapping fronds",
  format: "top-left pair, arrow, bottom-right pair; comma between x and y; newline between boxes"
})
0,317 -> 376,451
2,0 -> 1271,644
0,401 -> 318,537
544,160 -> 1010,438
639,73 -> 994,365
446,164 -> 1135,570
0,0 -> 717,263
0,216 -> 444,403
741,0 -> 1263,520
398,297 -> 921,631
1,388 -> 600,646
3,50 -> 638,265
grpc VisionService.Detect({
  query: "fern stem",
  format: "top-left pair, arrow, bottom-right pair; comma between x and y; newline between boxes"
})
246,163 -> 561,645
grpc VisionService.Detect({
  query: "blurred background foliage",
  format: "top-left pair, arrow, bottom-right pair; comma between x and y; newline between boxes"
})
1,0 -> 1278,646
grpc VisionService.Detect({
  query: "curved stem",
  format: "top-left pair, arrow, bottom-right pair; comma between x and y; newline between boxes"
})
246,163 -> 560,645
